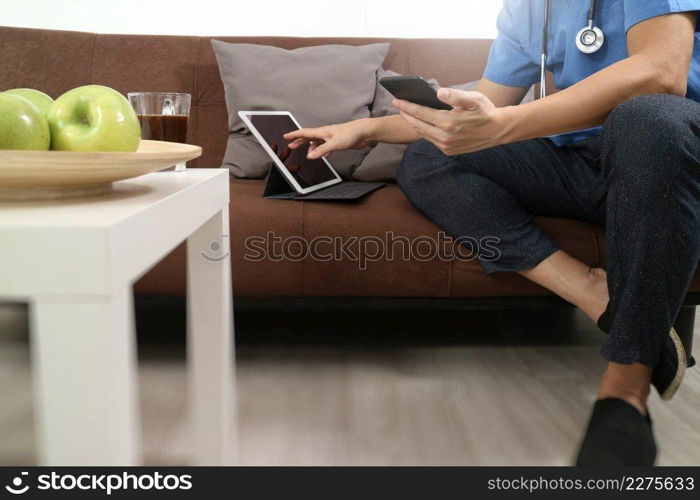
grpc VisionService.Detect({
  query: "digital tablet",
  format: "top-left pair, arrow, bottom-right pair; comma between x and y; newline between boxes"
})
238,111 -> 342,194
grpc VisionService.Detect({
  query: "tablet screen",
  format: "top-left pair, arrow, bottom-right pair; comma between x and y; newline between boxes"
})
248,114 -> 338,189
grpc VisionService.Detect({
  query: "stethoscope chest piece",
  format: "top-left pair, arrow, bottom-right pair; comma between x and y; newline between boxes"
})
540,0 -> 604,97
575,24 -> 604,54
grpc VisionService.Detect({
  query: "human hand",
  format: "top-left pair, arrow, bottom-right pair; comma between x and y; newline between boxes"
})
394,88 -> 510,155
283,119 -> 372,159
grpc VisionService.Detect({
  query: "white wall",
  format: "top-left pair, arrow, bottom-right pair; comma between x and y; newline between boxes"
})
0,0 -> 501,38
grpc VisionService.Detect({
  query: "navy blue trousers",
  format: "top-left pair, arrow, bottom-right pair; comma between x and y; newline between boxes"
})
397,94 -> 700,366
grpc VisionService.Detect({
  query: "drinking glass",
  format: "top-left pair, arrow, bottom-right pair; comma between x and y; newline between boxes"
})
128,92 -> 191,171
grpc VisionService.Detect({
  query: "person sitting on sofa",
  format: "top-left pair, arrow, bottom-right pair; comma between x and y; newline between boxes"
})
284,0 -> 700,465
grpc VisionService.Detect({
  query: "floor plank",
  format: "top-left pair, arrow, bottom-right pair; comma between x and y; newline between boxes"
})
0,303 -> 697,466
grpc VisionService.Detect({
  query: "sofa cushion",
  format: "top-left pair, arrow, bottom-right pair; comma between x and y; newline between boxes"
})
211,40 -> 389,178
0,27 -> 95,99
133,180 -> 696,299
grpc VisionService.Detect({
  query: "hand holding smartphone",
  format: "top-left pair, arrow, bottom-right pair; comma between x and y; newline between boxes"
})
379,75 -> 452,111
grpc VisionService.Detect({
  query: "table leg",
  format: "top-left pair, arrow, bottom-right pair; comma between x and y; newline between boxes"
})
30,288 -> 141,465
187,207 -> 235,465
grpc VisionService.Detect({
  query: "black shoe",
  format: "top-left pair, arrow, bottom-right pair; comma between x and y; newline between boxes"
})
575,398 -> 656,466
597,309 -> 689,400
651,327 -> 688,400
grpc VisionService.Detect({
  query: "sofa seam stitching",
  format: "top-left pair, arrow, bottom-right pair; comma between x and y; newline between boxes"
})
301,202 -> 307,297
403,40 -> 410,74
87,33 -> 97,84
192,37 -> 202,167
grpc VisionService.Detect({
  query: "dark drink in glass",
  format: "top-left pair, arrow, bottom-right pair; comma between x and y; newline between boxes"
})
136,114 -> 188,143
128,92 -> 191,171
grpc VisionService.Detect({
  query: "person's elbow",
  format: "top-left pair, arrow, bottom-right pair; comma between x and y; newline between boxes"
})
644,58 -> 689,96
654,70 -> 688,97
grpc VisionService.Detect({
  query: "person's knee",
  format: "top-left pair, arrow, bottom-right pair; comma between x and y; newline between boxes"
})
397,139 -> 444,193
604,94 -> 689,149
603,94 -> 697,182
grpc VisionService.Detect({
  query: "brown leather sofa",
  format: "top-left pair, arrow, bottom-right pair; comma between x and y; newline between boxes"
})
1,26 -> 697,338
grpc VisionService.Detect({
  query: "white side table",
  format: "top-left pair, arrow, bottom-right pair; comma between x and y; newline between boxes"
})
0,169 -> 234,466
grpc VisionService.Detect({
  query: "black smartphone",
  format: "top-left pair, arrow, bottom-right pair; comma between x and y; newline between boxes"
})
379,75 -> 452,111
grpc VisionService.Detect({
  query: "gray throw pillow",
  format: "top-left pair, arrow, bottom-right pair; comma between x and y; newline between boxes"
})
211,40 -> 389,179
353,69 -> 436,182
353,69 -> 534,182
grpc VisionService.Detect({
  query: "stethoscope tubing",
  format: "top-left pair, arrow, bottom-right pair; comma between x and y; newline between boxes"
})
539,0 -> 602,98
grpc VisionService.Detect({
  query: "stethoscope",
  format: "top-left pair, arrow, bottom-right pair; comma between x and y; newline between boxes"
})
540,0 -> 604,98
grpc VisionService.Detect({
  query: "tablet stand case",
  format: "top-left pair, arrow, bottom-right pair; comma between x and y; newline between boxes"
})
262,164 -> 300,199
262,165 -> 384,201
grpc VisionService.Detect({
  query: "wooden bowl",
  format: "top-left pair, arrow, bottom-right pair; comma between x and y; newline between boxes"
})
0,140 -> 202,200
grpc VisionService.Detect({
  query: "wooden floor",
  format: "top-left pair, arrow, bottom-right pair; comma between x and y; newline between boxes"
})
1,303 -> 698,466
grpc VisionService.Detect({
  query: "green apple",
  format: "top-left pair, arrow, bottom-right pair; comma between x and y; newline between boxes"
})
5,88 -> 54,118
0,93 -> 50,150
48,85 -> 141,152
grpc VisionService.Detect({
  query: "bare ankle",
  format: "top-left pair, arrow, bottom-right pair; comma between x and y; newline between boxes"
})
597,362 -> 651,416
585,267 -> 609,322
518,252 -> 609,322
598,389 -> 648,416
568,266 -> 609,322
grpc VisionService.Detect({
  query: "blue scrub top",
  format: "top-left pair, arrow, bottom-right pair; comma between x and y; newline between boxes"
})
483,0 -> 700,146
